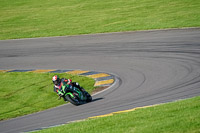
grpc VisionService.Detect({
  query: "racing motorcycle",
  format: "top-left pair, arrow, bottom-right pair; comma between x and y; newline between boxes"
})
61,84 -> 92,106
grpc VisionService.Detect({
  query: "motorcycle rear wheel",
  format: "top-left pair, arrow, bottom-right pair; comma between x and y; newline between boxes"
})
85,92 -> 92,102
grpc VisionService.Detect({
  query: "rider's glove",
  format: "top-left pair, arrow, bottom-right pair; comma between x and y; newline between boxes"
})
59,94 -> 63,97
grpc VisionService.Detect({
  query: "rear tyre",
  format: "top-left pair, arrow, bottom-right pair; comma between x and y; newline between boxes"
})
65,94 -> 80,106
85,92 -> 92,102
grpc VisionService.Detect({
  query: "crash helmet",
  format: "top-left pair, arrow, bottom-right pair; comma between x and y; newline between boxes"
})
52,75 -> 60,85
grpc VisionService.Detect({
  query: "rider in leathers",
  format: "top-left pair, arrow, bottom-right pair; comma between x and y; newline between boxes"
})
52,75 -> 85,97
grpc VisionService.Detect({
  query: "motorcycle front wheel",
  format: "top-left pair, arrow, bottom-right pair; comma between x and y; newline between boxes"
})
65,94 -> 80,106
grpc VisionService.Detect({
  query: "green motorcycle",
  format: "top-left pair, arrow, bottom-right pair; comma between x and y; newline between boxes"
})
61,84 -> 92,106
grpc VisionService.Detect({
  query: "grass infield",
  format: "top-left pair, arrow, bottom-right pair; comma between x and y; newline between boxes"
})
0,0 -> 200,40
0,72 -> 95,120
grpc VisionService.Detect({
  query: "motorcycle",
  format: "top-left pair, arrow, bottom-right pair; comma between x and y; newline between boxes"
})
60,84 -> 92,106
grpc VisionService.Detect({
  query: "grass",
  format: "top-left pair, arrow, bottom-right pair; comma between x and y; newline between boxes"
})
34,96 -> 200,133
0,72 -> 95,120
0,0 -> 200,40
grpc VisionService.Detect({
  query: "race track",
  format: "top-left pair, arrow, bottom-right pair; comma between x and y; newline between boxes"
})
0,28 -> 200,133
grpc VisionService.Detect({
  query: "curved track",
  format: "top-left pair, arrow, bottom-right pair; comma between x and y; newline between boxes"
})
0,28 -> 200,133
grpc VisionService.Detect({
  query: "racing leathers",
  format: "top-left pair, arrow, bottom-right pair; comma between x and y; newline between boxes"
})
53,78 -> 85,97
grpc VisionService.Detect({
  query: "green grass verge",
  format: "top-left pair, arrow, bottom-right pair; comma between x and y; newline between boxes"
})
0,0 -> 199,40
33,96 -> 200,133
0,72 -> 95,120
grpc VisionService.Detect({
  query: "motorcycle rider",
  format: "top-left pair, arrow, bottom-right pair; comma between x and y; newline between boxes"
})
52,75 -> 85,97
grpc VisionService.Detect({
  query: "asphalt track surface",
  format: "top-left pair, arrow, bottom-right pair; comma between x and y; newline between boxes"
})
0,28 -> 200,133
